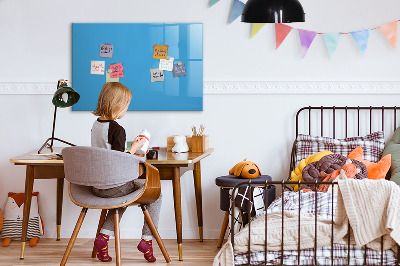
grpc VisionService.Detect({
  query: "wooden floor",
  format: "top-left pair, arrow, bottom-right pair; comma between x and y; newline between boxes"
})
0,239 -> 222,265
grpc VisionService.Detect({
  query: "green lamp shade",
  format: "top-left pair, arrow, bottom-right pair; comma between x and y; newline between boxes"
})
52,85 -> 80,108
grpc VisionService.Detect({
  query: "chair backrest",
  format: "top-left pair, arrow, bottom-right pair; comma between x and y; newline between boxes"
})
62,146 -> 145,188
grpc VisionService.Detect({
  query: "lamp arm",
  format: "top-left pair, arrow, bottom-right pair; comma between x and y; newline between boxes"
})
50,105 -> 58,148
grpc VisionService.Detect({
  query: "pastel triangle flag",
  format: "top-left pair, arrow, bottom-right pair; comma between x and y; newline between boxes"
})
229,0 -> 245,24
351,29 -> 370,55
378,21 -> 398,50
275,23 -> 293,49
251,23 -> 266,38
323,33 -> 341,58
298,29 -> 317,58
209,0 -> 220,7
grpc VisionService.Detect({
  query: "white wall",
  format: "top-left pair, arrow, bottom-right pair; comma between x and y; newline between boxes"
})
1,0 -> 400,240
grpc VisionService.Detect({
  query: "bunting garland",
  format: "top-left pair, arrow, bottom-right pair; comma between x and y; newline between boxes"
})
351,29 -> 370,55
298,30 -> 317,58
251,23 -> 266,38
209,2 -> 399,58
378,21 -> 397,50
275,23 -> 292,49
209,0 -> 220,8
229,0 -> 245,24
323,33 -> 341,58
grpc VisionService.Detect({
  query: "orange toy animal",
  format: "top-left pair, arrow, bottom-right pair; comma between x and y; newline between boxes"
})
1,192 -> 44,247
229,159 -> 261,179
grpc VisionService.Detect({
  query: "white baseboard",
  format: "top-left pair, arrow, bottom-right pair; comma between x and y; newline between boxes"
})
1,81 -> 400,94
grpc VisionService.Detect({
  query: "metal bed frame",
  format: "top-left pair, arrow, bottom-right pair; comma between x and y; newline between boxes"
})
230,106 -> 400,266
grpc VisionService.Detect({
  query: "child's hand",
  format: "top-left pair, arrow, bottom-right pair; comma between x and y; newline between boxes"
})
129,137 -> 147,155
134,149 -> 149,157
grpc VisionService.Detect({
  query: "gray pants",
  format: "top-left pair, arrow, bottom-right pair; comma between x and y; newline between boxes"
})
92,180 -> 162,240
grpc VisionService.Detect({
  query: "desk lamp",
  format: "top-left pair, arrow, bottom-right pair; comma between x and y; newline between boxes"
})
38,79 -> 80,154
241,0 -> 305,23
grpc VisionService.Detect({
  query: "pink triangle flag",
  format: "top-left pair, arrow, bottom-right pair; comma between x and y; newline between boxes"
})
378,21 -> 398,50
275,23 -> 293,49
298,29 -> 317,58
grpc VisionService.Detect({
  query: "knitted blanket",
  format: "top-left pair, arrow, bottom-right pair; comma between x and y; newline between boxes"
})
335,178 -> 399,251
214,179 -> 400,266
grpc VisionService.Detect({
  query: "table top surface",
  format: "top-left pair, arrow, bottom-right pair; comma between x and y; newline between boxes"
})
215,175 -> 272,188
10,147 -> 214,165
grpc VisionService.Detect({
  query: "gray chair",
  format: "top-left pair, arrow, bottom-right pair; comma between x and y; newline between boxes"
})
60,146 -> 171,265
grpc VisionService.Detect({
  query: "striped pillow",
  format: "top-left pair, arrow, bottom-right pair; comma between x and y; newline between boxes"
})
294,131 -> 385,166
1,217 -> 41,240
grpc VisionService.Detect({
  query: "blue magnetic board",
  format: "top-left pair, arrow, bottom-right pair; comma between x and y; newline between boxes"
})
72,23 -> 203,111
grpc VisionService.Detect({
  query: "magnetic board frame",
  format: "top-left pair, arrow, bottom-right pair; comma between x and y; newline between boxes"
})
72,23 -> 203,111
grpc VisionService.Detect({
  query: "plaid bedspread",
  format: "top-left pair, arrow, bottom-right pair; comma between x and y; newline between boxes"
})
234,191 -> 397,265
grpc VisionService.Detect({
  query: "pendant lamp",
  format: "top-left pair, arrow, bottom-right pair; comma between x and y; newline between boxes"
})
38,79 -> 80,154
241,0 -> 305,23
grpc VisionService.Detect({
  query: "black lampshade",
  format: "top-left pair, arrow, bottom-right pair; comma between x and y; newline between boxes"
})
52,84 -> 80,108
241,0 -> 305,23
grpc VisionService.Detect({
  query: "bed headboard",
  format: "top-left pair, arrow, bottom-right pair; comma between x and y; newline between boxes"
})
290,106 -> 400,179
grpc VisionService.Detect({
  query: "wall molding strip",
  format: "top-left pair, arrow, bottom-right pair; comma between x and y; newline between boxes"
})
0,81 -> 399,95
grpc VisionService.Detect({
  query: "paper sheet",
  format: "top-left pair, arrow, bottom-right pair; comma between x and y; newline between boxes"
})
90,61 -> 105,75
159,57 -> 174,71
173,63 -> 186,77
153,45 -> 169,59
150,69 -> 164,82
106,72 -> 119,82
109,63 -> 124,78
100,43 -> 113,58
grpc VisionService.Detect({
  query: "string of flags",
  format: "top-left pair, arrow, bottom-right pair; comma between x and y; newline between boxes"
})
210,0 -> 399,58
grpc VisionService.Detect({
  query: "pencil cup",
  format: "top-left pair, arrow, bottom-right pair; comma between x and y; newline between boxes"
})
191,135 -> 209,153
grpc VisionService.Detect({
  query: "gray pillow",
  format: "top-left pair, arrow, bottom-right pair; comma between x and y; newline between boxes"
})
382,126 -> 400,184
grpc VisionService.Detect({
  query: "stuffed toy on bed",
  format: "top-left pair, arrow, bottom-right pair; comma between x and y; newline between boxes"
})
229,159 -> 261,179
289,150 -> 333,191
1,192 -> 44,247
301,154 -> 368,191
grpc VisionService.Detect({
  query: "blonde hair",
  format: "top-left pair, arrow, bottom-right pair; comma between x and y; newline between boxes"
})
93,82 -> 133,120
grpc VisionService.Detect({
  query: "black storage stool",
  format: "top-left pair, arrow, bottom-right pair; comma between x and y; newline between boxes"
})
215,175 -> 275,248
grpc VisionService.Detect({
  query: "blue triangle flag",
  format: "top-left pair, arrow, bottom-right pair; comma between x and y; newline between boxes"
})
229,0 -> 245,23
323,33 -> 341,58
209,0 -> 220,7
351,29 -> 370,55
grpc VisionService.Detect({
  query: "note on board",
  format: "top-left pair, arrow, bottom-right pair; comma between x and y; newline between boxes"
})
173,63 -> 186,77
109,63 -> 124,78
106,72 -> 119,82
153,45 -> 169,59
159,57 -> 174,71
100,43 -> 113,58
90,61 -> 105,75
150,69 -> 164,82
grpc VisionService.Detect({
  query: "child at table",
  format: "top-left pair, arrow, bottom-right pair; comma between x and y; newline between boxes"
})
91,82 -> 162,263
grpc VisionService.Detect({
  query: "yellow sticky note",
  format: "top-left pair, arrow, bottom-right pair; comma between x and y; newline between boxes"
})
106,72 -> 119,82
153,45 -> 169,59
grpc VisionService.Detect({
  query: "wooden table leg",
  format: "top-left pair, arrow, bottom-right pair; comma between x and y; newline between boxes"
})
56,178 -> 64,241
217,211 -> 230,248
193,161 -> 203,242
20,165 -> 35,259
172,167 -> 183,261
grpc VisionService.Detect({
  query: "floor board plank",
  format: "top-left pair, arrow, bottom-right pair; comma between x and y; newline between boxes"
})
0,239 -> 222,265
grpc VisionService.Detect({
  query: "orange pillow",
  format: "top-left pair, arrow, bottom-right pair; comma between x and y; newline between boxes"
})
347,146 -> 391,180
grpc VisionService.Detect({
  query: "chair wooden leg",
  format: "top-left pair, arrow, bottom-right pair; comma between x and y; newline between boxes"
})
217,211 -> 230,248
60,208 -> 88,266
114,210 -> 121,266
141,205 -> 171,263
91,209 -> 108,258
